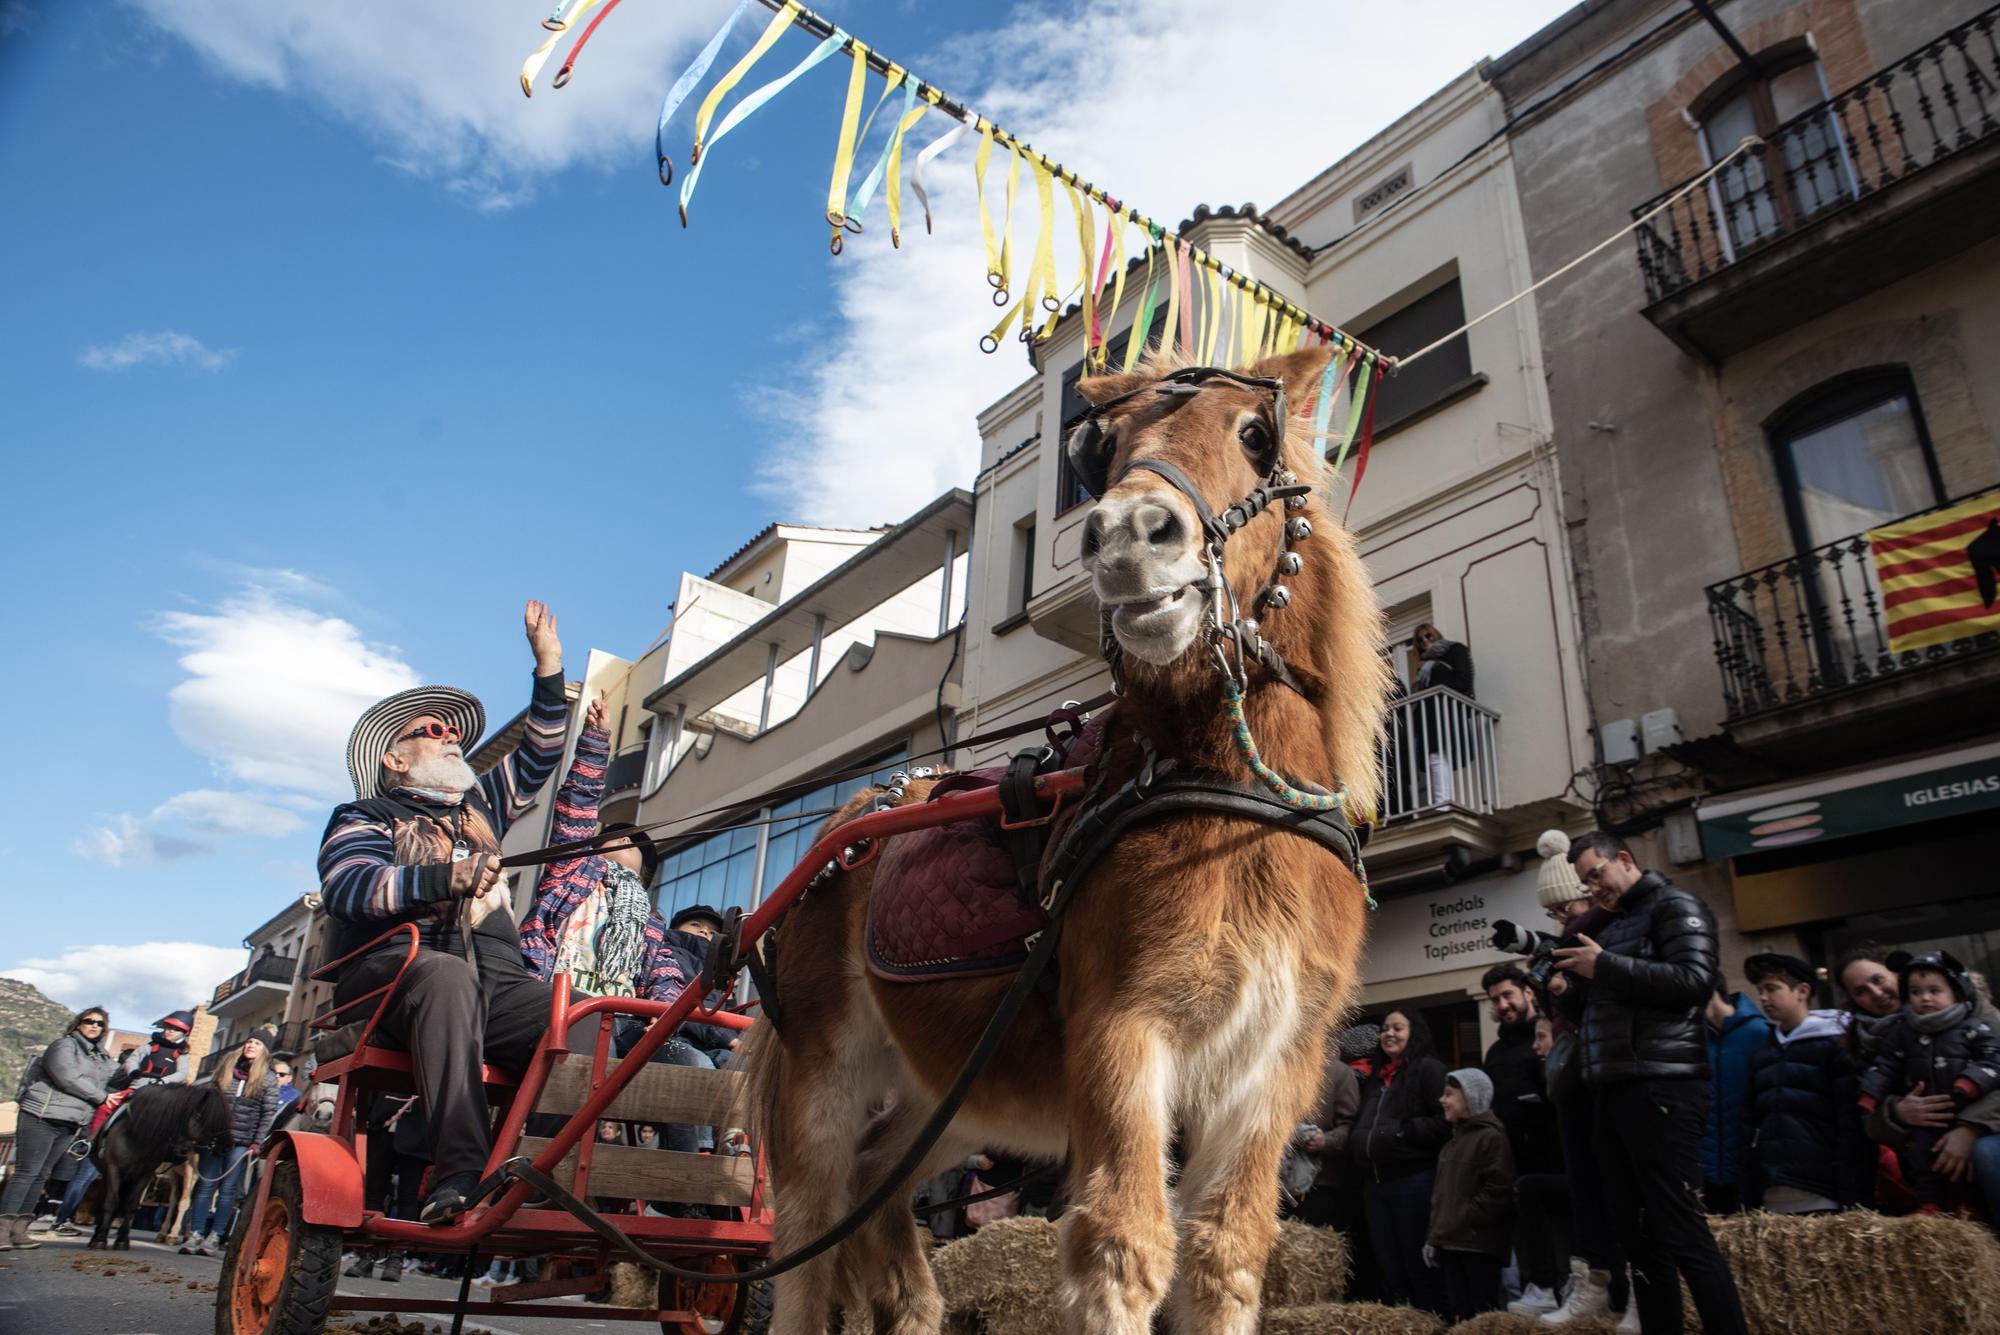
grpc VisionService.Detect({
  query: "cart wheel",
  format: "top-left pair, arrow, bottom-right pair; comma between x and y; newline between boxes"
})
662,1254 -> 772,1335
215,1158 -> 343,1335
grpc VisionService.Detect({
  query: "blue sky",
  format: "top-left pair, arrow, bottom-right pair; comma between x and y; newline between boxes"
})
0,0 -> 1571,1024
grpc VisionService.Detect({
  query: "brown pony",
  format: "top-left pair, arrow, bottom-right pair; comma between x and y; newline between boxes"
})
743,345 -> 1388,1335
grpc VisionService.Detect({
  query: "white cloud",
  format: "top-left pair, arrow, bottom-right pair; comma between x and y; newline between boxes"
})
78,330 -> 235,372
156,581 -> 421,799
121,0 -> 737,208
6,943 -> 249,1032
747,0 -> 1575,524
79,789 -> 307,865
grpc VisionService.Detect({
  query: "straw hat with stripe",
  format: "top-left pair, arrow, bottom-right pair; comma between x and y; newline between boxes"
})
345,685 -> 486,801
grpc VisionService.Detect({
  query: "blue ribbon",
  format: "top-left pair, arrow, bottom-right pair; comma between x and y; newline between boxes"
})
655,0 -> 753,185
844,77 -> 920,228
680,29 -> 847,223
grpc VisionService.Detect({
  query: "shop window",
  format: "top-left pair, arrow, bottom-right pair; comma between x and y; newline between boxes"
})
756,745 -> 909,898
1353,278 -> 1473,433
1698,52 -> 1856,253
1769,369 -> 1943,554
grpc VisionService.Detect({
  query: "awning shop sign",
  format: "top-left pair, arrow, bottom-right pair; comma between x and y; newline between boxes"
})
1697,740 -> 2000,860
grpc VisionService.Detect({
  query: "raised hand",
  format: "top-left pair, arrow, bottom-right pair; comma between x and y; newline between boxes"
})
525,600 -> 562,676
584,695 -> 608,734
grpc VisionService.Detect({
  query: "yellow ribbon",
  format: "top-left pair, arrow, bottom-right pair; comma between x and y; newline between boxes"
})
975,121 -> 1001,291
824,40 -> 871,243
1200,263 -> 1224,364
1100,206 -> 1131,369
1240,291 -> 1266,366
1064,178 -> 1092,316
883,87 -> 938,247
520,0 -> 607,97
999,140 -> 1021,303
1162,241 -> 1183,360
689,0 -> 798,163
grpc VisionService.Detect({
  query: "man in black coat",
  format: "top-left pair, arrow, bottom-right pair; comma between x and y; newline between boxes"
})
1555,832 -> 1746,1335
1480,964 -> 1559,1174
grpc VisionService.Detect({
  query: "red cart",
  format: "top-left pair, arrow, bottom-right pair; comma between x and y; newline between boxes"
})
214,765 -> 1088,1335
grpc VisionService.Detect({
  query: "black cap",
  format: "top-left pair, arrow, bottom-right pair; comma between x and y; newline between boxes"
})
670,904 -> 727,935
1743,953 -> 1818,988
1900,949 -> 1973,1003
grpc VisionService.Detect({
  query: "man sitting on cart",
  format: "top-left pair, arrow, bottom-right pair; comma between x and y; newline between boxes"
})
317,600 -> 569,1223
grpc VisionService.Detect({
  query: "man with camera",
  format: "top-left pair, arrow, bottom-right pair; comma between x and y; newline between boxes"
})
1553,832 -> 1747,1335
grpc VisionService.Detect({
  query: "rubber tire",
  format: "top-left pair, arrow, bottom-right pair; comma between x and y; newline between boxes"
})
214,1158 -> 343,1335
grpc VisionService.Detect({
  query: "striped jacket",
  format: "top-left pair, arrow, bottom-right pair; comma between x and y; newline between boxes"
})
318,672 -> 568,968
516,724 -> 706,1019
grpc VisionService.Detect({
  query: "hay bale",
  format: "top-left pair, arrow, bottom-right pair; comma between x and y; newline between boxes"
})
1708,1209 -> 2000,1334
1262,1301 -> 1444,1334
1261,1220 -> 1352,1306
930,1217 -> 1062,1335
606,1260 -> 657,1310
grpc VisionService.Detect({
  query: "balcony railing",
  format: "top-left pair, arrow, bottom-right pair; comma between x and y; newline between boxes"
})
604,746 -> 647,795
1378,686 -> 1501,821
1706,492 -> 2000,720
195,1021 -> 314,1082
209,953 -> 297,1007
1633,7 -> 2000,304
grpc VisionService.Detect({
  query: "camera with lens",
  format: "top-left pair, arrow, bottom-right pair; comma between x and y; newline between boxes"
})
1491,919 -> 1577,991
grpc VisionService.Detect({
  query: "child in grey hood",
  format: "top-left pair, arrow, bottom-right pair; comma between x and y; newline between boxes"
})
1425,1067 -> 1515,1321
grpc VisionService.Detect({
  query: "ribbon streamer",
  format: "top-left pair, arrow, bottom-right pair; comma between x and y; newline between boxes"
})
656,0 -> 754,186
908,116 -> 963,239
1122,235 -> 1161,372
551,0 -> 630,89
1345,358 -> 1386,518
681,26 -> 845,226
1098,207 -> 1131,370
840,69 -> 913,239
879,86 -> 935,246
823,39 -> 875,245
688,1 -> 800,168
521,0 -> 609,96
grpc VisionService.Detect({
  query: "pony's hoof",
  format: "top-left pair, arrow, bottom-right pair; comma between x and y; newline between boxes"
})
86,1240 -> 106,1251
112,1239 -> 131,1251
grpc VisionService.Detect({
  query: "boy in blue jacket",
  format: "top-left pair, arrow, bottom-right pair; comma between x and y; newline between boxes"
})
1701,981 -> 1769,1212
1743,953 -> 1867,1213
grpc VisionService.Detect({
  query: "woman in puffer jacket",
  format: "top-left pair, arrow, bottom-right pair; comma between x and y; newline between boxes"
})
0,1006 -> 116,1250
1350,1009 -> 1451,1315
180,1027 -> 282,1256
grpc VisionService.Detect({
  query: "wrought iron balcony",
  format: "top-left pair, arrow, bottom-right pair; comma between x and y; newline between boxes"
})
1706,494 -> 2000,722
1633,8 -> 2000,308
1378,686 -> 1501,821
208,952 -> 297,1008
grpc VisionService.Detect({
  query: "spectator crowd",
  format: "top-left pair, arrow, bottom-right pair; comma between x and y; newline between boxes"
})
1280,826 -> 2000,1330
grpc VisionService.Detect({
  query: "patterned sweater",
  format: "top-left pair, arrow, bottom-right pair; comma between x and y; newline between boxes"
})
318,672 -> 568,966
517,723 -> 709,1026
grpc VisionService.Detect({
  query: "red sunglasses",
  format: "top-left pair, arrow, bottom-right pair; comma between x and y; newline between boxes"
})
395,721 -> 462,744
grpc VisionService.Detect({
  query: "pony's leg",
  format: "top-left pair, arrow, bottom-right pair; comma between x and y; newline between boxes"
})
832,1100 -> 963,1335
1165,1048 -> 1315,1335
1057,1018 -> 1176,1335
90,1161 -> 118,1250
113,1169 -> 137,1251
170,1157 -> 195,1242
764,1033 -> 881,1335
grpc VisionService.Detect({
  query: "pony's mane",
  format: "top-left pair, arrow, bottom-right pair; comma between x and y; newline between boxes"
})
117,1082 -> 230,1148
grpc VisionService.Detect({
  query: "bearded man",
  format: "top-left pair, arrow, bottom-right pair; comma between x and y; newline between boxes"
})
318,600 -> 569,1222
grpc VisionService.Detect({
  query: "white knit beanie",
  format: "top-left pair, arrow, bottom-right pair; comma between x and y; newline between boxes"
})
1535,829 -> 1587,909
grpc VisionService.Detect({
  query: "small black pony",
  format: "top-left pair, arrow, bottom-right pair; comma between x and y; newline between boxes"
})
87,1083 -> 232,1251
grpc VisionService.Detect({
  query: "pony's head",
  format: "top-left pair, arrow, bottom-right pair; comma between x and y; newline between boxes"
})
1071,346 -> 1388,807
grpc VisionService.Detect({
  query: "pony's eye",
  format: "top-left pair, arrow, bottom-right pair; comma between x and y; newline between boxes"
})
1238,417 -> 1274,465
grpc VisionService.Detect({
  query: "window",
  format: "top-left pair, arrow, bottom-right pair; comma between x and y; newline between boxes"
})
1700,54 -> 1856,252
1770,370 -> 1943,553
1012,521 -> 1037,617
756,746 -> 909,897
653,819 -> 761,921
1354,278 -> 1473,430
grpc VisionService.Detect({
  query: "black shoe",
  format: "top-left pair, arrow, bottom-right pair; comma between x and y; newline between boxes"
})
344,1253 -> 375,1278
419,1172 -> 482,1225
379,1253 -> 404,1283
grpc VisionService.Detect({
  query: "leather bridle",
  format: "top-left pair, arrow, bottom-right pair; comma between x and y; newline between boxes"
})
1066,366 -> 1316,698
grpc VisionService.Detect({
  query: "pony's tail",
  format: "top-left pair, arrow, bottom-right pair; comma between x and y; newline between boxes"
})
737,1017 -> 785,1186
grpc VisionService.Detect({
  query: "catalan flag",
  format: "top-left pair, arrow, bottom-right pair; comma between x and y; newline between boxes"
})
1867,490 -> 2000,653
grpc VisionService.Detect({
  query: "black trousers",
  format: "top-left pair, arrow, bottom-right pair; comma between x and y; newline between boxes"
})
1514,1172 -> 1571,1290
1556,1088 -> 1625,1279
1593,1078 -> 1748,1335
337,949 -> 551,1184
1437,1249 -> 1503,1322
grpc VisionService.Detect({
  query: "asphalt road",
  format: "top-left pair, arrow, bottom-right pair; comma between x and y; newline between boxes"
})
0,1233 -> 647,1335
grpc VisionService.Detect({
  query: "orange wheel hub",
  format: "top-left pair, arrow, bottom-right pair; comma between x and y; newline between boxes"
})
231,1196 -> 290,1332
668,1254 -> 739,1334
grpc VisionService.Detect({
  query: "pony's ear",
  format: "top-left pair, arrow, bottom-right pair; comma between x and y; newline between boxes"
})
1250,344 -> 1341,409
1075,369 -> 1154,406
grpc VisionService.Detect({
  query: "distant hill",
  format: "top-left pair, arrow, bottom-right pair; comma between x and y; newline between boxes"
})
0,976 -> 76,1096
